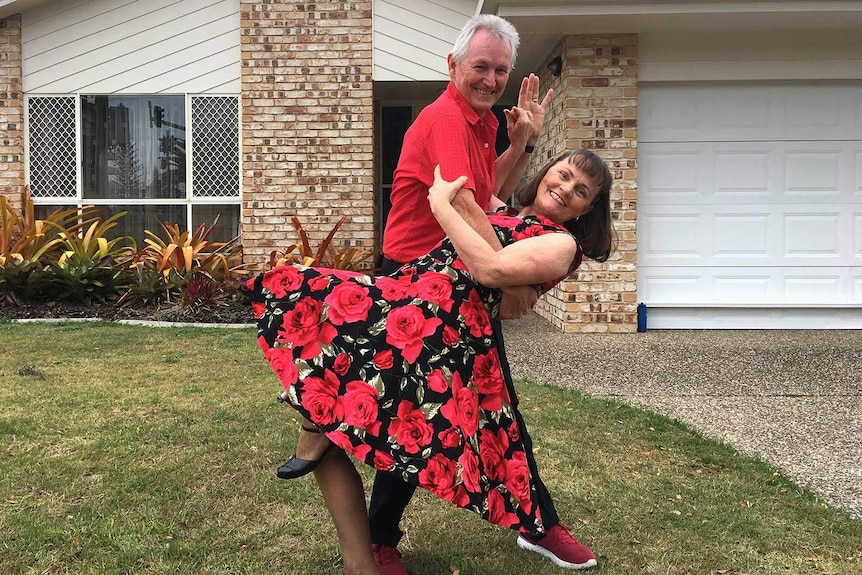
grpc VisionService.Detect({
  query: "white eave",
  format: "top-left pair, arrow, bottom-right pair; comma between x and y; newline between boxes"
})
482,1 -> 862,91
0,0 -> 50,19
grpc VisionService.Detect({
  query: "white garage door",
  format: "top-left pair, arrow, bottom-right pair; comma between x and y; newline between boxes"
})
638,83 -> 862,329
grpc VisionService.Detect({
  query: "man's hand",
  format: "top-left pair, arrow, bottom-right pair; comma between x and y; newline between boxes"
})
517,73 -> 553,143
498,285 -> 539,320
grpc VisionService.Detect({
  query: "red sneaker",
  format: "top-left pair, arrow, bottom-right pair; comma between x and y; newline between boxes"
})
372,544 -> 409,575
517,523 -> 597,570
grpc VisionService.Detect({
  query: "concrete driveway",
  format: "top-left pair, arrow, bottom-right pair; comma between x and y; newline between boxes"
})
501,313 -> 862,521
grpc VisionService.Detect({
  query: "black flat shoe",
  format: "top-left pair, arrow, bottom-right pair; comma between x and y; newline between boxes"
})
276,454 -> 321,479
276,424 -> 328,480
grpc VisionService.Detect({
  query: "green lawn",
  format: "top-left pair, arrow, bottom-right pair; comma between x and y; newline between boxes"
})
1,321 -> 859,575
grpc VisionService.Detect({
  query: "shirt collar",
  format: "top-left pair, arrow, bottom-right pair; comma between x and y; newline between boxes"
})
445,82 -> 491,127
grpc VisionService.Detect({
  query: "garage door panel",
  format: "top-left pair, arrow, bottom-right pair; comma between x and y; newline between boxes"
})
715,151 -> 772,195
641,83 -> 862,142
639,267 -> 860,305
647,308 -> 862,330
641,204 -> 858,266
641,142 -> 861,205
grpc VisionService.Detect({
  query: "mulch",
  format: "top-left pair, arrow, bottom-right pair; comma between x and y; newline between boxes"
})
1,299 -> 255,325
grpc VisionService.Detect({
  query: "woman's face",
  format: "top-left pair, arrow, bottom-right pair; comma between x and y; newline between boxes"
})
530,157 -> 600,223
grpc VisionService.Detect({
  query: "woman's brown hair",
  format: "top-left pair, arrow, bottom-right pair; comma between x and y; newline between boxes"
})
515,149 -> 614,262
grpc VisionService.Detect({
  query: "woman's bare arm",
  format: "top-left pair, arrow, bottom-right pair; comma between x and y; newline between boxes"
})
428,166 -> 577,288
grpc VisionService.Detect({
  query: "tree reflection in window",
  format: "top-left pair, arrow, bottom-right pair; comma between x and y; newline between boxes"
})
81,95 -> 186,200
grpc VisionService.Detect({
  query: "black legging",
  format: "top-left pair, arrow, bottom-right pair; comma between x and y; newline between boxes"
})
367,257 -> 560,546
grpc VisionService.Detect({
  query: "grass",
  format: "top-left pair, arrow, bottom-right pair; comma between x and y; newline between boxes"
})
1,321 -> 860,575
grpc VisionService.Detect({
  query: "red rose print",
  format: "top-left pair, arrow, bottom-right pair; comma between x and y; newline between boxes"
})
251,300 -> 266,319
372,349 -> 394,370
387,400 -> 434,454
472,349 -> 509,411
376,275 -> 413,301
452,372 -> 479,437
479,427 -> 509,482
332,353 -> 352,376
308,275 -> 331,291
487,214 -> 521,228
276,297 -> 338,360
327,430 -> 371,462
385,306 -> 442,364
427,369 -> 448,393
373,449 -> 395,472
508,421 -> 520,443
325,282 -> 373,325
261,265 -> 304,298
328,430 -> 353,451
459,290 -> 492,338
472,349 -> 510,411
265,346 -> 299,389
419,453 -> 459,502
454,387 -> 480,437
437,426 -> 461,449
348,442 -> 372,462
337,380 -> 379,430
411,272 -> 454,312
300,373 -> 339,426
452,485 -> 471,507
328,268 -> 364,282
458,446 -> 480,493
504,451 -> 532,514
442,325 -> 460,347
512,224 -> 544,242
487,488 -> 518,528
439,396 -> 457,425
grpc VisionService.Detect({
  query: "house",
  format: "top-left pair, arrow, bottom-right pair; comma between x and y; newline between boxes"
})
1,0 -> 860,331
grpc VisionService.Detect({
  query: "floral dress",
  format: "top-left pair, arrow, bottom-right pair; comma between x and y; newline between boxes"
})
247,212 -> 582,534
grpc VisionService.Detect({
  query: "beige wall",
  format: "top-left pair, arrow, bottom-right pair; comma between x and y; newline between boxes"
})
0,15 -> 23,212
528,35 -> 639,333
239,0 -> 376,266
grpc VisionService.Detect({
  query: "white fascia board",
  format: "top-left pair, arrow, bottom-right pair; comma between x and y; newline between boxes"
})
0,0 -> 51,19
495,1 -> 862,17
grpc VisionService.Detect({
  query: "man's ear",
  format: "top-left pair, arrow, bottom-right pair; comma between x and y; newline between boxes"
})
447,54 -> 456,80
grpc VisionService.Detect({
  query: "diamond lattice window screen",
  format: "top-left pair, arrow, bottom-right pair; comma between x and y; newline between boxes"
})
191,96 -> 239,198
27,96 -> 77,198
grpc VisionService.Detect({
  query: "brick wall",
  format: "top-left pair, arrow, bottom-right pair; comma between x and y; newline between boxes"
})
239,1 -> 375,268
0,15 -> 23,212
528,35 -> 638,333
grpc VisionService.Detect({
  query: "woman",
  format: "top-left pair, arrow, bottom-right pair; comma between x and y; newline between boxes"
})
248,149 -> 614,574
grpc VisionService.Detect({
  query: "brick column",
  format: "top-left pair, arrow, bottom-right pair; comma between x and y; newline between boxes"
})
239,1 -> 374,267
0,15 -> 23,212
528,35 -> 638,333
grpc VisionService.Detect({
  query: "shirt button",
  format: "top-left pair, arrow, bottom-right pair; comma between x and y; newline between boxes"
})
484,143 -> 489,148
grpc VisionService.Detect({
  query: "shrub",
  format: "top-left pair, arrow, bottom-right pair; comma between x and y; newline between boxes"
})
0,189 -> 102,304
119,218 -> 249,314
265,215 -> 375,271
48,210 -> 136,303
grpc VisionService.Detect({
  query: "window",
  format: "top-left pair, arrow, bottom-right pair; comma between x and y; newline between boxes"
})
26,95 -> 240,247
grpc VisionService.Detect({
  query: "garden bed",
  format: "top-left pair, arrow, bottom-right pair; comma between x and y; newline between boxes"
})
1,299 -> 254,324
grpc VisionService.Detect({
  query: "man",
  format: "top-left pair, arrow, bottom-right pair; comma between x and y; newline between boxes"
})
370,13 -> 597,575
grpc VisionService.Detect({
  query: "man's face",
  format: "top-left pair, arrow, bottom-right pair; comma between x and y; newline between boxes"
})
448,29 -> 512,115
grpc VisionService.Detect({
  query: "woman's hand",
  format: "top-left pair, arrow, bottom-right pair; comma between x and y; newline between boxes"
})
503,106 -> 533,152
428,165 -> 468,214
